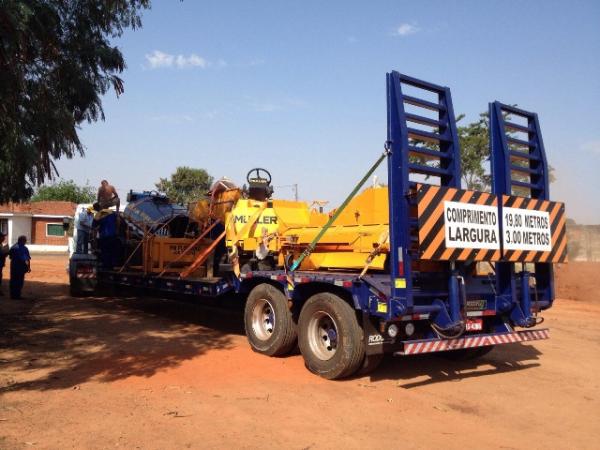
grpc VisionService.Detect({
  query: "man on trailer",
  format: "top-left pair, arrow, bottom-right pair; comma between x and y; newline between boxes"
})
97,180 -> 120,212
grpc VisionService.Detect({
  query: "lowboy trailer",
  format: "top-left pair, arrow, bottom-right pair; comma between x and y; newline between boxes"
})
70,72 -> 566,379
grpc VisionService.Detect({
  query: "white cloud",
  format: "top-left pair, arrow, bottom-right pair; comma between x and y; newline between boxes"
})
229,58 -> 264,68
581,140 -> 600,156
285,97 -> 308,108
145,50 -> 212,69
393,23 -> 420,37
175,53 -> 207,69
150,114 -> 194,124
202,109 -> 221,120
145,50 -> 174,68
251,102 -> 282,113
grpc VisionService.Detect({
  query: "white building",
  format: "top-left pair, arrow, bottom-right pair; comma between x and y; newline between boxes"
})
0,201 -> 76,252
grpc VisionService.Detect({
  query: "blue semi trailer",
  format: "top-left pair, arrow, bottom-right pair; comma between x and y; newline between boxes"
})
69,72 -> 566,379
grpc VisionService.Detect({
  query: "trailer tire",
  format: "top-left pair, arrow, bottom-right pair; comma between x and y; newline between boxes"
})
298,293 -> 365,380
244,284 -> 297,356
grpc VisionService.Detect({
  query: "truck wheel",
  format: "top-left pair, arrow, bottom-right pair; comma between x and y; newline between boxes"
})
439,346 -> 495,361
244,284 -> 297,356
298,293 -> 365,380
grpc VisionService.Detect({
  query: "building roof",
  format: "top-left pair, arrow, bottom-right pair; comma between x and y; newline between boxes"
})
0,201 -> 76,216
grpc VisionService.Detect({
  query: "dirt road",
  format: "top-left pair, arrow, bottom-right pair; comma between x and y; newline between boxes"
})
1,256 -> 599,449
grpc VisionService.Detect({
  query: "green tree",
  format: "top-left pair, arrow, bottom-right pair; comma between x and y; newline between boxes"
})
0,0 -> 150,203
31,179 -> 95,204
457,113 -> 491,191
457,112 -> 556,192
155,167 -> 214,205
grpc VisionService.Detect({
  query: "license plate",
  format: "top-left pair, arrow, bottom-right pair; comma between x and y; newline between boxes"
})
465,318 -> 483,331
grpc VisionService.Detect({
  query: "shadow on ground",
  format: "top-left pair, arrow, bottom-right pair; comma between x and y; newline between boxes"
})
0,278 -> 546,390
0,281 -> 243,393
365,343 -> 542,387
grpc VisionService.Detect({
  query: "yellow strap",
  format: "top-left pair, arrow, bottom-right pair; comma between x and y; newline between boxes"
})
359,231 -> 389,279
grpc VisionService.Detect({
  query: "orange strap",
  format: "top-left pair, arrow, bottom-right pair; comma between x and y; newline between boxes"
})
179,230 -> 227,279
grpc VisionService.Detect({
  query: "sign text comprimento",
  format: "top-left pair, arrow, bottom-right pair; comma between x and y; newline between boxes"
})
502,207 -> 551,252
444,201 -> 500,250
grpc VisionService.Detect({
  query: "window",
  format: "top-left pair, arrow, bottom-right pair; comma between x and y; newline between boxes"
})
46,223 -> 65,237
0,219 -> 7,235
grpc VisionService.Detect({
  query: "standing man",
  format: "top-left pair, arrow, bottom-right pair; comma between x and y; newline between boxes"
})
0,232 -> 9,296
97,180 -> 120,212
76,206 -> 94,253
9,235 -> 31,300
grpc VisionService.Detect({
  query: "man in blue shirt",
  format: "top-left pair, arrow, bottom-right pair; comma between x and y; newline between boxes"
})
9,235 -> 31,299
76,206 -> 94,253
94,210 -> 120,268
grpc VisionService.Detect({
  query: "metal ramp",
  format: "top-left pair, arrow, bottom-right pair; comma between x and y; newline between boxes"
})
387,72 -> 462,187
489,101 -> 561,320
386,71 -> 462,314
490,102 -> 550,199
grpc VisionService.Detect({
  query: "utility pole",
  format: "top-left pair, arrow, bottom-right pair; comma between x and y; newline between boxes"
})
275,184 -> 298,201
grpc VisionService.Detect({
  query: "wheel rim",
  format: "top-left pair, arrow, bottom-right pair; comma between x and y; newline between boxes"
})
251,298 -> 275,341
307,310 -> 338,361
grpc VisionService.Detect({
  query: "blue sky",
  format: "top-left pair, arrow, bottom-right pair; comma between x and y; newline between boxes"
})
54,0 -> 600,223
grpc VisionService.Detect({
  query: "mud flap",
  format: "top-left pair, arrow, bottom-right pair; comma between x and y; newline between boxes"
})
362,312 -> 391,355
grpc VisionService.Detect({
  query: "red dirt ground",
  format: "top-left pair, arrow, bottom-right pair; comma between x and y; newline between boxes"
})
1,256 -> 599,449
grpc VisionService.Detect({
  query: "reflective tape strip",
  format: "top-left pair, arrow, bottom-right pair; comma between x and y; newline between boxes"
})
400,329 -> 549,355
